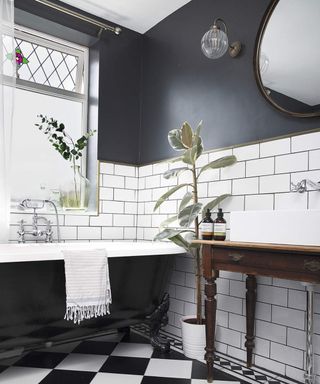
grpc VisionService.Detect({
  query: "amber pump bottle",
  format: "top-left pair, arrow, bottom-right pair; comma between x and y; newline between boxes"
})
200,209 -> 214,240
213,208 -> 226,241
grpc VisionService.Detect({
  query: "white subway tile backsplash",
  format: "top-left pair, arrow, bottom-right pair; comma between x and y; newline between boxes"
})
233,144 -> 259,161
99,187 -> 114,201
287,328 -> 306,351
220,162 -> 245,180
220,195 -> 245,212
257,285 -> 287,306
139,164 -> 153,177
114,164 -> 136,177
246,157 -> 274,177
233,177 -> 259,195
274,192 -> 307,210
153,162 -> 168,175
64,215 -> 89,226
216,326 -> 241,348
208,180 -> 232,196
255,320 -> 287,344
272,306 -> 305,330
125,176 -> 138,190
309,191 -> 320,209
270,342 -> 304,368
102,200 -> 124,214
100,162 -> 114,175
176,285 -> 195,303
113,214 -> 135,227
145,175 -> 161,189
78,226 -> 101,240
89,214 -> 113,227
260,138 -> 290,157
209,149 -> 233,162
125,202 -> 138,215
309,149 -> 320,170
245,194 -> 274,211
275,152 -> 308,173
102,174 -> 125,188
102,227 -> 124,239
291,131 -> 320,152
260,174 -> 290,193
254,355 -> 286,376
114,188 -> 136,202
197,168 -> 219,183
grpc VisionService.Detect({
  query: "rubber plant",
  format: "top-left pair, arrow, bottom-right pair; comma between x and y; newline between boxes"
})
154,121 -> 236,324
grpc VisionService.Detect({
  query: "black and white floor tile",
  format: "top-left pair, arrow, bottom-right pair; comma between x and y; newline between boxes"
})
0,328 -> 297,384
0,330 -> 244,384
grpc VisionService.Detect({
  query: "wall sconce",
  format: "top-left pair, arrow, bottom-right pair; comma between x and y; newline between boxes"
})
201,18 -> 241,59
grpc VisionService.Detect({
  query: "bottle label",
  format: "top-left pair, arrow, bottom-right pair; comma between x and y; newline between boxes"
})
200,223 -> 213,235
214,223 -> 226,235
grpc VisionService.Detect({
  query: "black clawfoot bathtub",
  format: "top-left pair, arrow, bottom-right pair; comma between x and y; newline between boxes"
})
0,242 -> 184,358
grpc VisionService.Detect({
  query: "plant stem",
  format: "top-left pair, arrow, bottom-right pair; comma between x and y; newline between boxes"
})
192,163 -> 202,324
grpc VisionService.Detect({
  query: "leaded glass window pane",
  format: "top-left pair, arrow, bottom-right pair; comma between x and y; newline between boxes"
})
2,30 -> 85,93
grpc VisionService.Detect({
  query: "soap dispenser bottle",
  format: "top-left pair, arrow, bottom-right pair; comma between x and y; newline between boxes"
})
200,209 -> 214,240
213,208 -> 226,241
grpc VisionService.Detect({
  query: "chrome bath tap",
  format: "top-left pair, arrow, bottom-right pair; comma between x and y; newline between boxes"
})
17,199 -> 60,243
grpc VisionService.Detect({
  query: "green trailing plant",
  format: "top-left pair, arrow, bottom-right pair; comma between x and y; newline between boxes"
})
154,121 -> 237,324
35,115 -> 96,207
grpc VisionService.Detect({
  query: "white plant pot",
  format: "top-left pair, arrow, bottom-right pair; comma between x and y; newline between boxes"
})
181,315 -> 206,360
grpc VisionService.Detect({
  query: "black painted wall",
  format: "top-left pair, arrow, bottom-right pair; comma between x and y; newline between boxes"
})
139,0 -> 320,163
13,0 -> 320,165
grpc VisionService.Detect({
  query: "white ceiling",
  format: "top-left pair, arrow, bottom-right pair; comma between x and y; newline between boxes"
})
261,0 -> 320,106
60,0 -> 191,34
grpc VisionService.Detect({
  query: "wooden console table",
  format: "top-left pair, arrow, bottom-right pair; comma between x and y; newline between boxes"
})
193,240 -> 320,384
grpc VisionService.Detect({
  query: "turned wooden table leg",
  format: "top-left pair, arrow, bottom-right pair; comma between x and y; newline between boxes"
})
245,274 -> 257,367
203,245 -> 218,383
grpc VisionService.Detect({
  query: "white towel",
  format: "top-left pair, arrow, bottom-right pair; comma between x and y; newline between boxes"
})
62,248 -> 112,324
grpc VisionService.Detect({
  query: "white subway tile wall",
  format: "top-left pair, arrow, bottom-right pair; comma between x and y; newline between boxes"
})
9,130 -> 320,382
135,130 -> 320,383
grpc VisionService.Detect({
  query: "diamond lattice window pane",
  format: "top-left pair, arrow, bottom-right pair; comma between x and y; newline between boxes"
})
2,33 -> 84,93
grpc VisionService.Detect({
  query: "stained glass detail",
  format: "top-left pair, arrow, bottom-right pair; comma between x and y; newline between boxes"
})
2,34 -> 83,93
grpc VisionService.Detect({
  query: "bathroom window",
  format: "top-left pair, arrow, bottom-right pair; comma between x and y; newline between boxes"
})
3,26 -> 91,205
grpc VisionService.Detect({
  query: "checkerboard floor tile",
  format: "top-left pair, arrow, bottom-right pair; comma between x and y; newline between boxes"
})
0,329 -> 284,384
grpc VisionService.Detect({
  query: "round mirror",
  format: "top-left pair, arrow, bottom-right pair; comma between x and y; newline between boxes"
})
255,0 -> 320,117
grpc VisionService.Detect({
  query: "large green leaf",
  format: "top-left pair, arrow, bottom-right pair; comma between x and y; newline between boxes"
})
194,135 -> 203,160
153,183 -> 189,211
202,194 -> 230,216
178,203 -> 203,227
179,192 -> 193,212
195,120 -> 203,137
181,122 -> 193,148
168,129 -> 186,151
163,167 -> 189,180
169,234 -> 191,252
160,215 -> 178,228
154,228 -> 193,241
198,155 -> 237,177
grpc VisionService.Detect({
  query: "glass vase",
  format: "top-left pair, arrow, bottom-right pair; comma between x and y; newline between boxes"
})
60,165 -> 90,211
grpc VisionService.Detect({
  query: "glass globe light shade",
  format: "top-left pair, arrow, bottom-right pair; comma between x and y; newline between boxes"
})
201,26 -> 229,59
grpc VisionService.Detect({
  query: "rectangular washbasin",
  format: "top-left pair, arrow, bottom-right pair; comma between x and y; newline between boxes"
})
230,210 -> 320,246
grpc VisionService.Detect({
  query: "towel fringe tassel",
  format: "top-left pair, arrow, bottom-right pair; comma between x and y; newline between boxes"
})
64,303 -> 110,325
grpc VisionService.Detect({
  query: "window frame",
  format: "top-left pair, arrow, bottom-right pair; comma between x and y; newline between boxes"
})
4,24 -> 90,177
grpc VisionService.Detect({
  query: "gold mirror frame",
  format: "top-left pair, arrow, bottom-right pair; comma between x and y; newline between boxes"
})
254,0 -> 320,118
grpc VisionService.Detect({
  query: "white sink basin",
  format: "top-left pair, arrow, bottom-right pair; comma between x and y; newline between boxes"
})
230,210 -> 320,246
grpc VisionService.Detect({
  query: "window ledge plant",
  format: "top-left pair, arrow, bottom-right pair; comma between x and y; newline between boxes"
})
35,115 -> 96,210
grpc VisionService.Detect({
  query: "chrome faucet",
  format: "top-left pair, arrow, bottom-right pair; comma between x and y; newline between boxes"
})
17,199 -> 60,243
